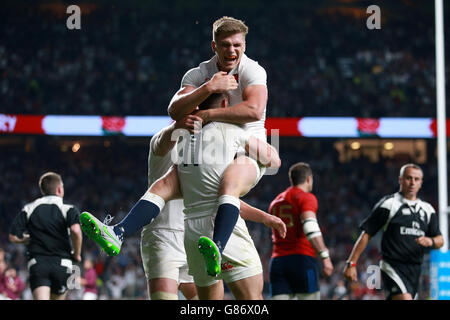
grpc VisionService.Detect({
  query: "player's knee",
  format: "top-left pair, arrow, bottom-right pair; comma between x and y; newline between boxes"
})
219,165 -> 257,196
218,178 -> 241,196
149,177 -> 179,201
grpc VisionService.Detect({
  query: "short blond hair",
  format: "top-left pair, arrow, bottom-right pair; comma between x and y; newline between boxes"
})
212,16 -> 248,42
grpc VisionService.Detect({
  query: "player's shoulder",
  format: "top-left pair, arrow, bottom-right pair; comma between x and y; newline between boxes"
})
239,55 -> 266,74
418,199 -> 436,214
298,191 -> 318,206
23,195 -> 59,212
287,187 -> 316,203
241,54 -> 265,70
62,202 -> 76,210
372,193 -> 397,211
183,57 -> 216,78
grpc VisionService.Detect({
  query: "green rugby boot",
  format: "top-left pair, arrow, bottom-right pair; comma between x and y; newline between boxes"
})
80,211 -> 122,256
198,236 -> 222,277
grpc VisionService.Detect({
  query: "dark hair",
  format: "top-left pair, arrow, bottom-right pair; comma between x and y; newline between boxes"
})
288,162 -> 312,185
39,172 -> 62,196
198,93 -> 227,110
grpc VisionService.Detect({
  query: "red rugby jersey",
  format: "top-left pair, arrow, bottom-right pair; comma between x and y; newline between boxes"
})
269,186 -> 318,258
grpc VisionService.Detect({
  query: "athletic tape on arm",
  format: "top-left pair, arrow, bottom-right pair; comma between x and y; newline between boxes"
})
302,217 -> 322,240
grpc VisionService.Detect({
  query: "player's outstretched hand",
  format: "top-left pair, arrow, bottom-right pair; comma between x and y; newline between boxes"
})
208,71 -> 238,93
263,215 -> 287,238
415,236 -> 433,247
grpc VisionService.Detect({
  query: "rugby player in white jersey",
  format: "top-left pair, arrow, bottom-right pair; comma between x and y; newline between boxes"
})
141,114 -> 202,300
168,16 -> 271,276
176,93 -> 280,299
80,95 -> 285,299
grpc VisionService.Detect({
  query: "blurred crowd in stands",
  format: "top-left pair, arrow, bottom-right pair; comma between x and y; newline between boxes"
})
0,1 -> 439,118
0,0 -> 441,300
0,137 -> 438,299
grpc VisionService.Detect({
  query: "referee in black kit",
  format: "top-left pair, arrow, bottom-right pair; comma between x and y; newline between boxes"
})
343,163 -> 444,300
9,172 -> 82,300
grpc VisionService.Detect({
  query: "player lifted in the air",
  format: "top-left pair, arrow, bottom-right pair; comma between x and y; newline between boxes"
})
80,92 -> 284,299
168,16 -> 271,276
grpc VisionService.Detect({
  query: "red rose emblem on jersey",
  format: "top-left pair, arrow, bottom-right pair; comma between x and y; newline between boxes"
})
221,261 -> 234,272
357,118 -> 380,137
101,116 -> 126,135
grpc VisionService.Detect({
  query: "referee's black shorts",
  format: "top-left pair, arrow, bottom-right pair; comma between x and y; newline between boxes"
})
28,255 -> 73,295
380,259 -> 421,299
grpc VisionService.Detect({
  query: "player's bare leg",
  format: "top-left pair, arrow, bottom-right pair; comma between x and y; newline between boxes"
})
80,165 -> 182,256
148,278 -> 179,300
32,286 -> 51,300
226,273 -> 264,300
32,286 -> 67,300
148,278 -> 198,300
179,282 -> 198,300
196,281 -> 224,300
218,156 -> 259,198
148,165 -> 182,201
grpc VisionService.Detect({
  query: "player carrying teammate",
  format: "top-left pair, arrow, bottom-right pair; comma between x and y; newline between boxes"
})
140,114 -> 202,300
167,16 -> 271,277
80,93 -> 285,299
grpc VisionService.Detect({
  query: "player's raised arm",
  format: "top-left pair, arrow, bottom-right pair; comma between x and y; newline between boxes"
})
152,114 -> 203,157
168,72 -> 238,121
196,84 -> 267,125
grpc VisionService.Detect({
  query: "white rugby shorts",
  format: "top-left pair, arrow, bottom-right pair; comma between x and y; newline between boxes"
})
140,228 -> 193,284
184,215 -> 262,287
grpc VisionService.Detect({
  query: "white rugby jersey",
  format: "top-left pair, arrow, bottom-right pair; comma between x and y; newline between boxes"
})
141,134 -> 185,232
177,122 -> 251,219
181,54 -> 267,140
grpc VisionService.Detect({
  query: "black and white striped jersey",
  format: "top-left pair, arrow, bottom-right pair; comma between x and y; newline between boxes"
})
360,192 -> 441,265
9,195 -> 80,260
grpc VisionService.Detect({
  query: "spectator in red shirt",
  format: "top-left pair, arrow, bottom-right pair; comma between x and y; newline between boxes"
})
268,162 -> 333,300
80,259 -> 98,300
2,267 -> 25,300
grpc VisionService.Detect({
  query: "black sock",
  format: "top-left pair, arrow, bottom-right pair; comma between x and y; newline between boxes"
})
213,195 -> 240,253
115,192 -> 165,237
